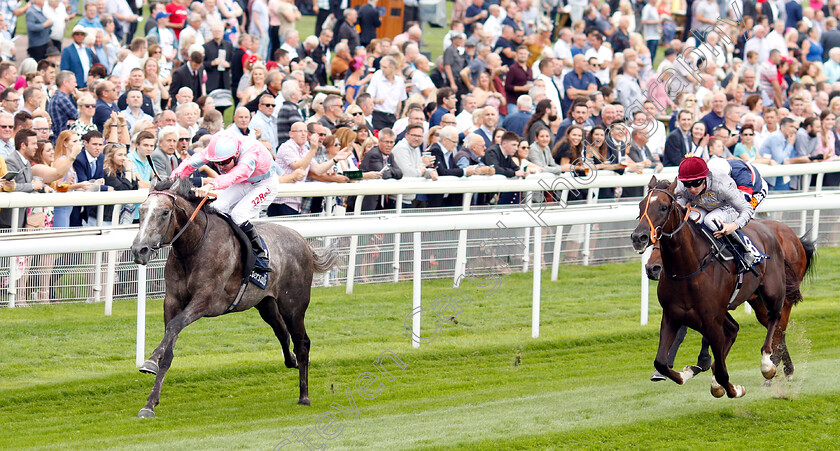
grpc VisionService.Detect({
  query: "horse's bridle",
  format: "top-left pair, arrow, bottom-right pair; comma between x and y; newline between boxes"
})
146,190 -> 214,258
639,188 -> 717,280
638,188 -> 696,245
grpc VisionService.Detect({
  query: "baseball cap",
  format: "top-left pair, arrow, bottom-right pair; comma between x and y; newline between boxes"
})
155,12 -> 172,21
71,25 -> 87,35
465,36 -> 479,47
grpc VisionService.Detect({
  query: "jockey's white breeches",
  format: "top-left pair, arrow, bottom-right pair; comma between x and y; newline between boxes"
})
212,176 -> 280,224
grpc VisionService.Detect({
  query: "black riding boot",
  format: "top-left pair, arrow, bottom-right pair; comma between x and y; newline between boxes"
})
726,232 -> 758,275
241,221 -> 272,272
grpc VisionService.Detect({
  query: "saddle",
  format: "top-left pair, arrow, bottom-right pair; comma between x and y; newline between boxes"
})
218,213 -> 271,292
698,223 -> 767,275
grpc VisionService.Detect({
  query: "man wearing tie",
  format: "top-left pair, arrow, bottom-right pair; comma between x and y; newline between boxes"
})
150,126 -> 181,178
71,130 -> 112,226
663,110 -> 695,167
359,128 -> 403,211
427,126 -> 488,207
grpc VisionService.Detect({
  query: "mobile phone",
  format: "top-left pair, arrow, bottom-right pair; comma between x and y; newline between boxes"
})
2,171 -> 19,181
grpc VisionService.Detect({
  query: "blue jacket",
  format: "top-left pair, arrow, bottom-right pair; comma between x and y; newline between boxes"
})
60,44 -> 99,88
25,5 -> 51,47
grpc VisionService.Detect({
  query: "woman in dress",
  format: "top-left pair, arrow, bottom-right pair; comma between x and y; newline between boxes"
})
239,64 -> 267,105
474,70 -> 506,109
69,93 -> 98,138
801,27 -> 824,63
344,57 -> 371,106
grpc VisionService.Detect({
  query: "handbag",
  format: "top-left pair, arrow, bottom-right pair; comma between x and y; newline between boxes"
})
25,207 -> 46,229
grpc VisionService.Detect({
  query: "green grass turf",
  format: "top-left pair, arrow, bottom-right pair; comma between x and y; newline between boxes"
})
1,245 -> 838,449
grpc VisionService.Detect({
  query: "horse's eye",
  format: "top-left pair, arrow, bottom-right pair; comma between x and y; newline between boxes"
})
660,205 -> 668,212
161,210 -> 170,217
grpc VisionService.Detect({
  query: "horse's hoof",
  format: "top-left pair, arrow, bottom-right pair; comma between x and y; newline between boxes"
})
137,408 -> 156,418
761,364 -> 777,380
733,385 -> 746,398
711,385 -> 726,398
760,353 -> 776,379
139,360 -> 159,375
298,397 -> 311,406
763,379 -> 774,387
285,356 -> 298,369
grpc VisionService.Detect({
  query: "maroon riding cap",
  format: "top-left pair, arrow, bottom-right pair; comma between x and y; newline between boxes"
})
678,157 -> 709,181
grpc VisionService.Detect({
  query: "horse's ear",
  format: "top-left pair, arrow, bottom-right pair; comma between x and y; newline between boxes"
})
667,178 -> 678,193
647,175 -> 658,190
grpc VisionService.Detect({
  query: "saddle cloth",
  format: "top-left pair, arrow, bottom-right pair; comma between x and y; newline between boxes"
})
218,213 -> 270,289
700,224 -> 769,274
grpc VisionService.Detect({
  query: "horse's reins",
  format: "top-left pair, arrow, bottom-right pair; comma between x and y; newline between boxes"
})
147,190 -> 216,258
638,189 -> 696,244
638,188 -> 713,280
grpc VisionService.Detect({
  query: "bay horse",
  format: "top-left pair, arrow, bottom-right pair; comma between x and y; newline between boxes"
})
630,176 -> 806,398
645,221 -> 815,381
130,177 -> 338,418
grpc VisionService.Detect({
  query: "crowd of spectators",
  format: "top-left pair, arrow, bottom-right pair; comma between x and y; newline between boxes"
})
2,0 -> 840,299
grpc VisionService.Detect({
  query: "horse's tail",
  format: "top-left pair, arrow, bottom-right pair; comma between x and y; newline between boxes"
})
783,236 -> 817,306
799,235 -> 816,278
310,242 -> 340,273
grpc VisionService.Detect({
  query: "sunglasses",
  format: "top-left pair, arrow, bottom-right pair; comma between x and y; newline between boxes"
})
260,103 -> 275,107
0,125 -> 13,129
219,156 -> 236,166
351,112 -> 363,116
682,179 -> 705,188
80,104 -> 95,108
742,133 -> 754,136
178,138 -> 191,142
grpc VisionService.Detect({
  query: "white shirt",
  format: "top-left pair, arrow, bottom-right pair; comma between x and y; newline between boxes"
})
75,43 -> 91,76
43,2 -> 68,41
536,73 -> 563,119
456,109 -> 475,133
764,31 -> 787,62
280,42 -> 298,60
484,15 -> 502,45
368,71 -> 407,115
410,70 -> 434,98
155,26 -> 178,61
120,53 -> 143,82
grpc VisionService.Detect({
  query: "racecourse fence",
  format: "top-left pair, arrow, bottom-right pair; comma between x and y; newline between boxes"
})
3,162 -> 840,308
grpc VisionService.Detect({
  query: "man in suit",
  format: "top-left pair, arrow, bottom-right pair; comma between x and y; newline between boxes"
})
358,128 -> 402,210
203,23 -> 233,105
71,130 -> 111,226
60,26 -> 99,89
93,80 -> 119,132
357,0 -> 381,47
150,126 -> 181,178
663,109 -> 694,167
427,126 -> 487,207
0,130 -> 47,230
483,130 -> 525,178
169,51 -> 205,110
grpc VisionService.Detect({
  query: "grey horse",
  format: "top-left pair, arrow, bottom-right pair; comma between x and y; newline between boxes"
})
131,177 -> 338,418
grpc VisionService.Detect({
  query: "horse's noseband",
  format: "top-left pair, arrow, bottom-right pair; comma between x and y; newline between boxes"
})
146,190 -> 210,258
637,189 -> 696,246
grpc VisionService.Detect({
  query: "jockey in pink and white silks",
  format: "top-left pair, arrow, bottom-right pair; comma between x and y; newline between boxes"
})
171,131 -> 277,271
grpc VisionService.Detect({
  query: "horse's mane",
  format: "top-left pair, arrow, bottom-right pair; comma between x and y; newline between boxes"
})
153,177 -> 217,214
